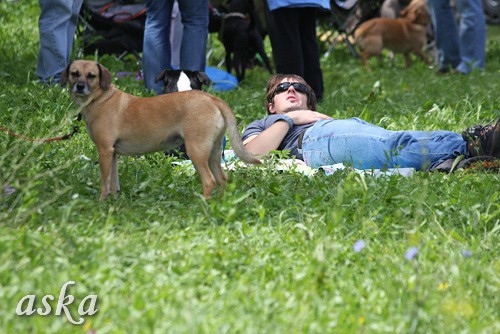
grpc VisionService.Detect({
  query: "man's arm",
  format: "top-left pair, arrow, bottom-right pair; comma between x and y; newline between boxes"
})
243,110 -> 332,155
243,121 -> 291,155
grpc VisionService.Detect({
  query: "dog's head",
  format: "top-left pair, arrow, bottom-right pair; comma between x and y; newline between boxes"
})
400,0 -> 429,25
61,60 -> 112,105
155,69 -> 211,93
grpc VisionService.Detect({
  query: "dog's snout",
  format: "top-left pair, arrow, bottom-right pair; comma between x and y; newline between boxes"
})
76,81 -> 86,91
73,80 -> 90,95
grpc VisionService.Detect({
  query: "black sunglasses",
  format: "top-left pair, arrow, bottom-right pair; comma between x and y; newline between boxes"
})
273,82 -> 309,96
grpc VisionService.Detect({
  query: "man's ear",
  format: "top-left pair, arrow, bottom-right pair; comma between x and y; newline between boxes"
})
268,102 -> 276,114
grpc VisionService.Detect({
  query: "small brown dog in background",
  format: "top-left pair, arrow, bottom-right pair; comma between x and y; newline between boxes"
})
354,0 -> 432,69
61,60 -> 260,200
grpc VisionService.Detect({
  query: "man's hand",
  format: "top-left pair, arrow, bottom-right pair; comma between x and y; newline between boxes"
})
286,110 -> 333,125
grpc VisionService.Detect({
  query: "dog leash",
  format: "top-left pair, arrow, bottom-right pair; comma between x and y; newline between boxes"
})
1,96 -> 92,143
0,114 -> 81,143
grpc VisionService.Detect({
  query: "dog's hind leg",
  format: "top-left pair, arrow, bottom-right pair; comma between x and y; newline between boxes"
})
185,143 -> 217,198
233,50 -> 245,82
209,153 -> 227,191
193,160 -> 217,198
209,135 -> 228,189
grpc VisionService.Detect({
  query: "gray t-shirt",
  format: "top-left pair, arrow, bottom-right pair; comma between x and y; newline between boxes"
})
241,114 -> 313,160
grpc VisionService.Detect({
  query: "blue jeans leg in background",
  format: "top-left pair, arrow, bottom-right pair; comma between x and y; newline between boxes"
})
143,0 -> 174,94
37,0 -> 83,83
426,0 -> 461,71
178,0 -> 208,71
427,0 -> 486,73
301,118 -> 466,170
454,0 -> 486,73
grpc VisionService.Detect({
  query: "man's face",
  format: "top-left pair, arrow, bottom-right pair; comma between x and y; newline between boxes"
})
268,78 -> 309,114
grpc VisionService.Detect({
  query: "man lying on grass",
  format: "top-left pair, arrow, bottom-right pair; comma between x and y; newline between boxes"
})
242,74 -> 500,171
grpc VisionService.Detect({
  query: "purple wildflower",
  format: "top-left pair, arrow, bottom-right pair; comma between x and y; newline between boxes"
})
353,239 -> 366,253
3,184 -> 16,196
461,250 -> 472,258
405,247 -> 419,260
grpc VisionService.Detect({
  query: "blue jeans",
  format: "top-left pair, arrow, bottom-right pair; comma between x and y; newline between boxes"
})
143,0 -> 208,94
37,0 -> 83,83
426,0 -> 486,74
301,118 -> 466,170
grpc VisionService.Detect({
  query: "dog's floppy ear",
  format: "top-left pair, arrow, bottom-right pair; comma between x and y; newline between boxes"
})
196,72 -> 211,87
155,69 -> 173,84
155,69 -> 179,93
97,63 -> 112,91
60,61 -> 73,87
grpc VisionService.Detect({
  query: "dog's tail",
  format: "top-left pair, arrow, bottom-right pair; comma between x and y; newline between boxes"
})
216,99 -> 261,165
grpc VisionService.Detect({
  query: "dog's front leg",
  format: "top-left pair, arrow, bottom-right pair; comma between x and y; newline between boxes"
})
110,151 -> 120,197
97,146 -> 115,200
360,52 -> 372,70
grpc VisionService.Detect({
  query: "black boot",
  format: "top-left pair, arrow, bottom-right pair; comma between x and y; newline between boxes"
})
462,117 -> 500,157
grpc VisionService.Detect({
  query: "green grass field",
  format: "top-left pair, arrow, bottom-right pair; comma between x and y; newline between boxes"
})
1,1 -> 499,333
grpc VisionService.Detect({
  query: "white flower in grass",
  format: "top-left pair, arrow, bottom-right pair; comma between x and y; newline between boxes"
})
353,239 -> 365,253
405,246 -> 418,260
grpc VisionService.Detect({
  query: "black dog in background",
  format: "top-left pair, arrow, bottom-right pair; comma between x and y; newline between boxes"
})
155,69 -> 211,93
219,0 -> 273,82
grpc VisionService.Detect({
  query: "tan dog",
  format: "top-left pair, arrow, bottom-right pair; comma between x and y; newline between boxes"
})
354,0 -> 431,69
61,60 -> 260,200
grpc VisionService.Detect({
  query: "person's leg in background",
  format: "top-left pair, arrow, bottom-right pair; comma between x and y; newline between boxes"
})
266,8 -> 304,82
170,1 -> 183,69
454,0 -> 486,73
143,0 -> 174,94
267,7 -> 324,101
37,0 -> 83,84
298,7 -> 324,102
177,0 -> 208,71
426,0 -> 460,72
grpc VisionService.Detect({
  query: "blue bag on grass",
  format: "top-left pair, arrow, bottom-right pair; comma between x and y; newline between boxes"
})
204,66 -> 238,91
